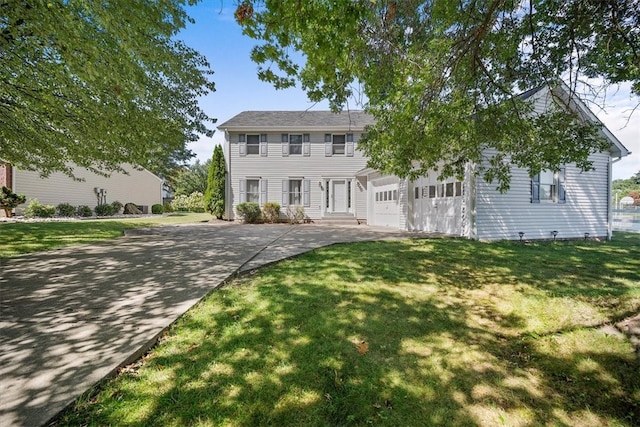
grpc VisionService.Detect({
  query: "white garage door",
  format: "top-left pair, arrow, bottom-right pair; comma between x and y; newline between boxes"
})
411,175 -> 463,235
370,178 -> 400,228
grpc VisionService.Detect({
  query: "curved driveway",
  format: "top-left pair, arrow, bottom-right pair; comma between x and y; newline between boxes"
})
0,222 -> 433,426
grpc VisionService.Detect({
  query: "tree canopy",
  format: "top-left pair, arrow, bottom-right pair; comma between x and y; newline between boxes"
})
1,0 -> 215,178
173,159 -> 210,196
236,0 -> 638,190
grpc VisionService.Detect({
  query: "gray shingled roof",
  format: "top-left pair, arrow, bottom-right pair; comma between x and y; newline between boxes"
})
217,110 -> 375,130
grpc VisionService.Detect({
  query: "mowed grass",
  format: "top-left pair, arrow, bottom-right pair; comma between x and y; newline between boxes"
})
57,233 -> 640,426
0,213 -> 211,257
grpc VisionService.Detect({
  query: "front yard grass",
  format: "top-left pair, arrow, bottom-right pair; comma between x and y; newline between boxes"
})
57,233 -> 640,426
0,212 -> 211,257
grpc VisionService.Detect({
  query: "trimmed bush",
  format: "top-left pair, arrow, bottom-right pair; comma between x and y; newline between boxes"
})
57,203 -> 77,217
262,202 -> 281,223
94,204 -> 115,216
151,203 -> 164,214
24,199 -> 56,218
0,186 -> 26,217
111,200 -> 123,214
285,205 -> 306,224
236,202 -> 262,223
76,205 -> 93,217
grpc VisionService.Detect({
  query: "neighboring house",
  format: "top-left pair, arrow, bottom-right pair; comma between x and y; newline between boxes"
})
1,163 -> 163,216
219,84 -> 630,240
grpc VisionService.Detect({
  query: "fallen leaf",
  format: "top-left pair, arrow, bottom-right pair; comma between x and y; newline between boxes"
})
356,340 -> 368,355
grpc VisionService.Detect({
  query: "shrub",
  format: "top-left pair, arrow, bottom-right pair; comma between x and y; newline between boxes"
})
57,203 -> 77,217
24,199 -> 56,218
76,205 -> 93,217
236,202 -> 262,223
204,145 -> 226,219
171,192 -> 204,212
0,186 -> 26,217
94,204 -> 115,216
285,205 -> 306,224
262,202 -> 281,223
111,200 -> 123,214
163,201 -> 174,213
151,203 -> 164,214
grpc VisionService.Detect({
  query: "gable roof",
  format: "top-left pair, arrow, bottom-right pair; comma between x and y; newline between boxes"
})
518,83 -> 631,159
217,110 -> 375,132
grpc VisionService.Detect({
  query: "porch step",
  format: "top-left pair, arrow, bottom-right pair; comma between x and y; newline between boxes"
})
318,215 -> 363,226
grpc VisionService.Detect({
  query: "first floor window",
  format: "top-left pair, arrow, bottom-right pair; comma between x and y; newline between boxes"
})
289,179 -> 302,205
532,168 -> 566,203
246,179 -> 259,203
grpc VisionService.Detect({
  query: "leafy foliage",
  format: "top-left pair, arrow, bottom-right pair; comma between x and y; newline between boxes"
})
285,205 -> 305,224
76,205 -> 93,217
111,201 -> 123,215
0,186 -> 26,217
236,0 -> 637,190
1,1 -> 216,178
94,204 -> 116,216
56,203 -> 77,217
173,160 -> 210,196
151,204 -> 164,214
262,202 -> 281,223
614,170 -> 640,204
204,145 -> 226,219
236,202 -> 262,223
171,192 -> 205,212
24,199 -> 56,218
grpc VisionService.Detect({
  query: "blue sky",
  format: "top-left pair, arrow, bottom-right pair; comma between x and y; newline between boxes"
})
179,3 -> 638,180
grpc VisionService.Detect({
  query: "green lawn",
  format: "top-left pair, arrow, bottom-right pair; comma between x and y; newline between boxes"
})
0,213 -> 211,257
56,233 -> 640,427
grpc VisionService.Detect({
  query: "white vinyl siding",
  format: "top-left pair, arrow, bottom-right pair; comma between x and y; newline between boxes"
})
475,151 -> 610,240
226,132 -> 367,220
13,164 -> 162,215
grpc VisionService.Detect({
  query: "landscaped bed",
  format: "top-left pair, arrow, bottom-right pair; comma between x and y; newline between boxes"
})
56,233 -> 639,426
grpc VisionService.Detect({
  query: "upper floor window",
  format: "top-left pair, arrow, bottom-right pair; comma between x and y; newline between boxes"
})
332,134 -> 346,155
289,134 -> 302,155
246,135 -> 260,155
532,168 -> 566,203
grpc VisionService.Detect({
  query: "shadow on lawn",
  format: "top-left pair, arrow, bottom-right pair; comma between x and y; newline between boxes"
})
66,235 -> 640,426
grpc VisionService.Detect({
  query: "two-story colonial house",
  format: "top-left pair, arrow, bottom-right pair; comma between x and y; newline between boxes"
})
218,110 -> 375,223
218,84 -> 630,241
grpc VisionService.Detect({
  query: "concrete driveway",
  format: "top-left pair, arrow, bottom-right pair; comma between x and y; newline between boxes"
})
0,222 -> 431,426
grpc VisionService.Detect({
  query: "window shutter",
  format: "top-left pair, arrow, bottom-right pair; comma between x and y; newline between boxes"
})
260,179 -> 268,205
303,179 -> 311,207
260,134 -> 268,157
281,134 -> 289,157
531,173 -> 540,203
303,134 -> 311,156
325,134 -> 332,157
557,167 -> 566,204
239,179 -> 246,203
238,134 -> 246,157
346,134 -> 354,157
281,180 -> 289,206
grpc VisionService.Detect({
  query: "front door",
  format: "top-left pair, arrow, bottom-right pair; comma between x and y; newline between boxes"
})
332,180 -> 347,212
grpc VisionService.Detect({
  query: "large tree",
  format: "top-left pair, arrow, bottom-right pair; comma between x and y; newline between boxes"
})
235,0 -> 638,190
173,159 -> 210,196
1,0 -> 215,178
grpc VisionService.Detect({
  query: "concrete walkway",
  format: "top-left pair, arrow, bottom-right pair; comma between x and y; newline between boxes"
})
0,223 -> 433,427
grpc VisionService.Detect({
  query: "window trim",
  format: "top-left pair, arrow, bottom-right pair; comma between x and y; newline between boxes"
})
532,168 -> 566,204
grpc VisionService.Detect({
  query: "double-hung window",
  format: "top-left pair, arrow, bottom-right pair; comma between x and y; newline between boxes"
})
532,168 -> 566,203
246,179 -> 260,203
289,135 -> 302,155
332,134 -> 346,155
289,179 -> 302,205
246,135 -> 260,155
